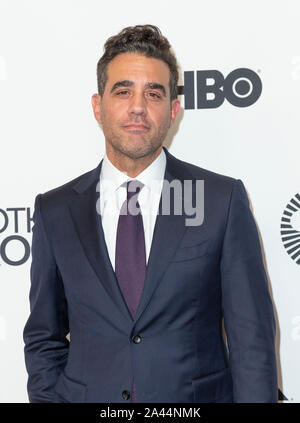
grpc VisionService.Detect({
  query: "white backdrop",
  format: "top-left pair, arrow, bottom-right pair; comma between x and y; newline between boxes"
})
0,0 -> 299,402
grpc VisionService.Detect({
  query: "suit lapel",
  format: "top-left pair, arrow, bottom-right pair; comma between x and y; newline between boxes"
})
133,147 -> 193,324
68,161 -> 134,323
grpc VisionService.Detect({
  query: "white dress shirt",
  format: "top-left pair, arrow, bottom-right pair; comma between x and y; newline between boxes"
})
99,148 -> 166,271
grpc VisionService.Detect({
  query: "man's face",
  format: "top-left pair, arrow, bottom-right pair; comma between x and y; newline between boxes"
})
92,52 -> 180,160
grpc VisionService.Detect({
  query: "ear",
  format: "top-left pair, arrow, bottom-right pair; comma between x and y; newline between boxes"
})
170,98 -> 180,127
91,93 -> 102,125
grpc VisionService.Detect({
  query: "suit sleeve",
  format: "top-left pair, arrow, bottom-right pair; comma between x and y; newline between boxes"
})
23,194 -> 69,403
220,179 -> 278,403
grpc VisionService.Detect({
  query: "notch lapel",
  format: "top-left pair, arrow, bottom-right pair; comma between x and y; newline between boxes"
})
68,161 -> 134,324
133,147 -> 194,324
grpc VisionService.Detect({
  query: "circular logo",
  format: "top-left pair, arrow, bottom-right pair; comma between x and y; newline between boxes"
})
280,193 -> 300,265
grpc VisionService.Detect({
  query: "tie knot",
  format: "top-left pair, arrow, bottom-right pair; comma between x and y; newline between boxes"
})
124,179 -> 144,201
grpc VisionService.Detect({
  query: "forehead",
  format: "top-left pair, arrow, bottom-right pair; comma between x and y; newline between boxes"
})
105,53 -> 170,88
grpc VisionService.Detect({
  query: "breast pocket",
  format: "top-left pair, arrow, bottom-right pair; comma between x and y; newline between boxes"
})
170,240 -> 211,262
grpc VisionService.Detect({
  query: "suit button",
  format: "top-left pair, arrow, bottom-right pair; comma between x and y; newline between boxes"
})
122,390 -> 130,400
132,334 -> 141,344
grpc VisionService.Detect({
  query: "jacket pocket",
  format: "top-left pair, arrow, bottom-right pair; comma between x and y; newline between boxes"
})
192,367 -> 233,402
53,370 -> 87,403
170,240 -> 210,262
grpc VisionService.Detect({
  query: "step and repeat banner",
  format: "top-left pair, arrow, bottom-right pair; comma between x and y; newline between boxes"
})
0,0 -> 299,402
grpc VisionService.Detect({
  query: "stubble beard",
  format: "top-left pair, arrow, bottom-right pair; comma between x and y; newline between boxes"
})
103,120 -> 170,161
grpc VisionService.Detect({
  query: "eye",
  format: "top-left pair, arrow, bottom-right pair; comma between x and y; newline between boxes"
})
116,90 -> 130,97
147,92 -> 161,99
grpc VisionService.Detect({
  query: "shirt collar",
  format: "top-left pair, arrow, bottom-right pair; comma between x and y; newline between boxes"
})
99,147 -> 166,202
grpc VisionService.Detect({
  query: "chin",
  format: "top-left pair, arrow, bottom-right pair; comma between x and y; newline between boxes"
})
120,141 -> 157,160
122,148 -> 152,160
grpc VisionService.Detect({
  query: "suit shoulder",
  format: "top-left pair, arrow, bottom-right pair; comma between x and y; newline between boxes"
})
37,163 -> 101,209
174,157 -> 244,217
175,156 -> 238,190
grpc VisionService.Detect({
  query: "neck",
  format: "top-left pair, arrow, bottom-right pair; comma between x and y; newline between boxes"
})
105,144 -> 162,178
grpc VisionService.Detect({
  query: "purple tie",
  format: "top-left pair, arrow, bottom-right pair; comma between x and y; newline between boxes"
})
115,179 -> 146,403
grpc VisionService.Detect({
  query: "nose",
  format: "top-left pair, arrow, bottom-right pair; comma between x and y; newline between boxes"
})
127,92 -> 147,118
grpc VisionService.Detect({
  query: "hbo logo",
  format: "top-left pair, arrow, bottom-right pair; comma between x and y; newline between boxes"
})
178,68 -> 262,109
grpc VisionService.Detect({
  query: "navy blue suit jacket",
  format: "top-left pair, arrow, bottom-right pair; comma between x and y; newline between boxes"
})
23,146 -> 278,403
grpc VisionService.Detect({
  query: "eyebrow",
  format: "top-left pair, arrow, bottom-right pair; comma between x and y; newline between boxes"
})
110,80 -> 133,93
110,80 -> 166,97
145,82 -> 166,97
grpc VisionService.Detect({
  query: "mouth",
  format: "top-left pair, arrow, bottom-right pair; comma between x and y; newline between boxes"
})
122,124 -> 150,133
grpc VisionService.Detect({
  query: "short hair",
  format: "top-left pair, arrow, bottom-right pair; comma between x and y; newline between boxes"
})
96,24 -> 179,102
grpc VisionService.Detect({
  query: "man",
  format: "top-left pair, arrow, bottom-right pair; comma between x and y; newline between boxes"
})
23,25 -> 278,403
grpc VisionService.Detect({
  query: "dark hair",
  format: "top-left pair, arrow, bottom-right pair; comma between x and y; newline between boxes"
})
96,25 -> 178,102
